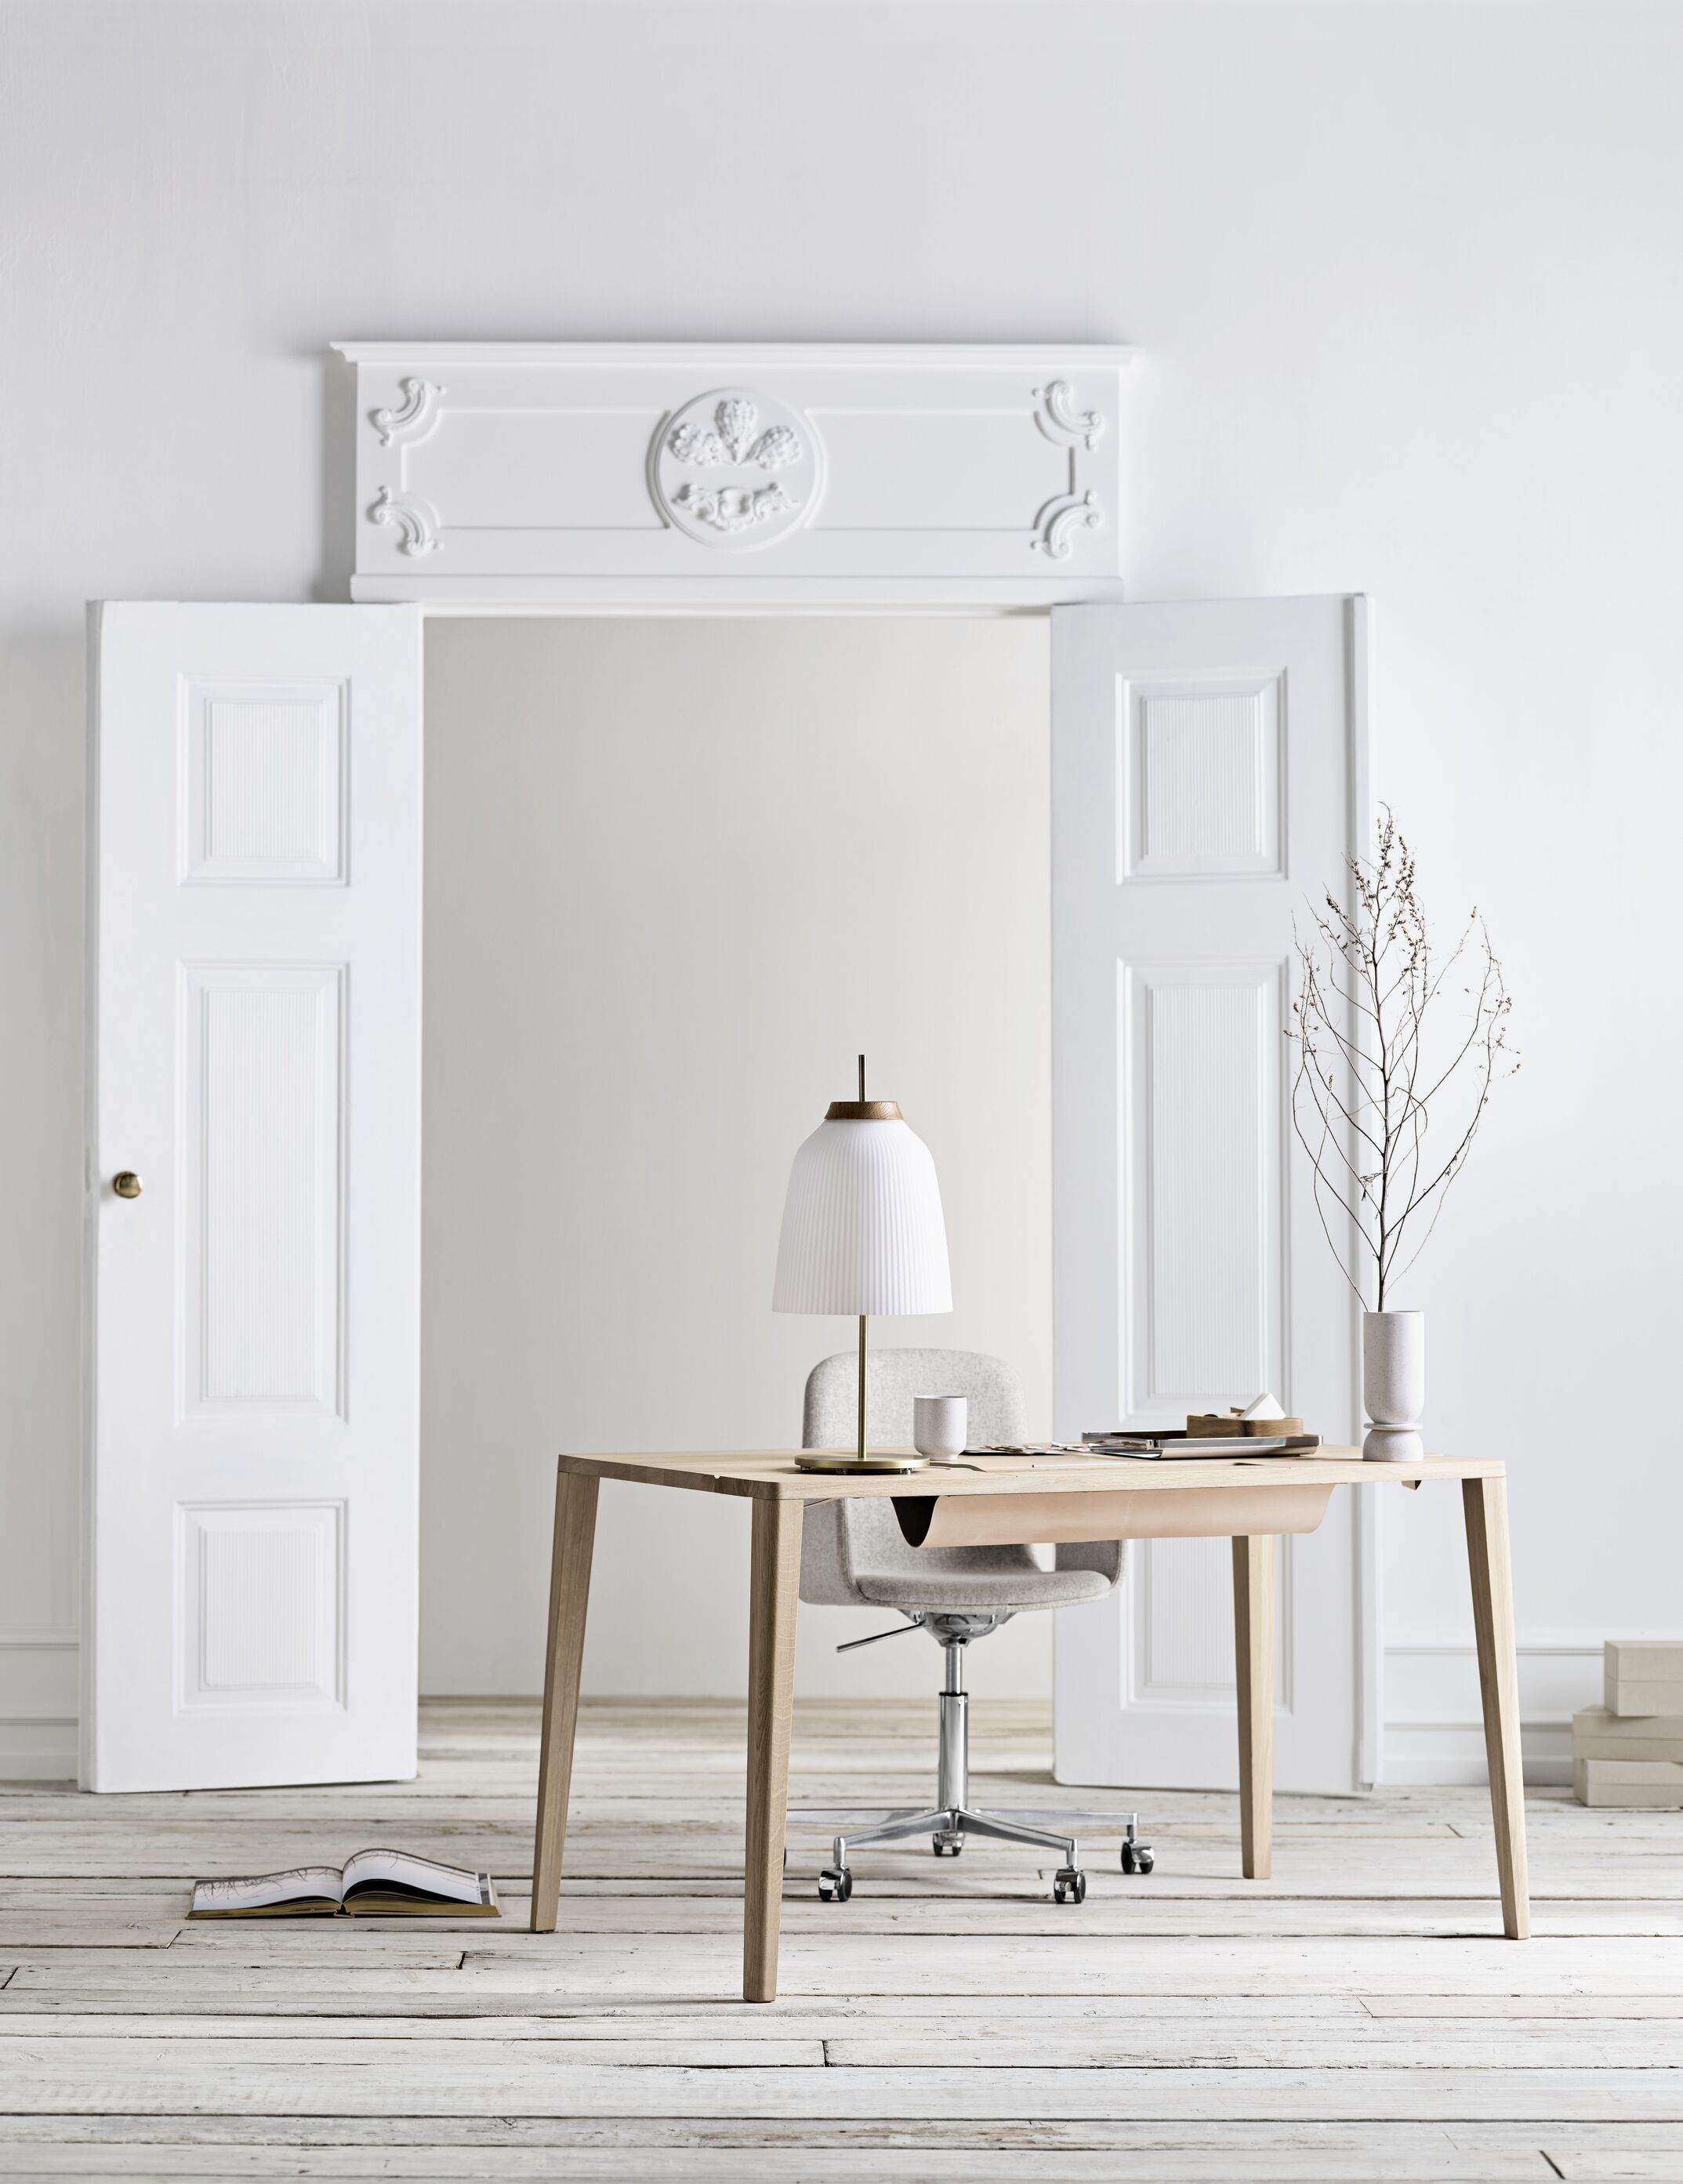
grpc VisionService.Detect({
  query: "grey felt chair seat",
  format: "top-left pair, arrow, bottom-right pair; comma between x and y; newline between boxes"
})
854,1552 -> 1115,1613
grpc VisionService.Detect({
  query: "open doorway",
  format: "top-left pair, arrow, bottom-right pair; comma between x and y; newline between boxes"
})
418,615 -> 1055,1709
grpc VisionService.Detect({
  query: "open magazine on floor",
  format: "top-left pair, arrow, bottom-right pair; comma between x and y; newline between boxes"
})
189,1848 -> 499,1918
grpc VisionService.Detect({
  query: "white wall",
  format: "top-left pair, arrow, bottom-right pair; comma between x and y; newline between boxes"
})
4,0 -> 1679,1776
420,615 -> 1052,1700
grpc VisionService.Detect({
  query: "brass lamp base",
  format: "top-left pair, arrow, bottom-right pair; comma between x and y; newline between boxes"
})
794,1449 -> 930,1474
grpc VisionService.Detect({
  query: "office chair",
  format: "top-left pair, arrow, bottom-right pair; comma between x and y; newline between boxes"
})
795,1347 -> 1152,1906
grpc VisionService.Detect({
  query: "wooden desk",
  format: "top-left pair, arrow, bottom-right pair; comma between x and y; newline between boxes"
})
529,1448 -> 1528,2001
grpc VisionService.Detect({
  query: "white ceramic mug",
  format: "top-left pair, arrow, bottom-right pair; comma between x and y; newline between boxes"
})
913,1395 -> 968,1464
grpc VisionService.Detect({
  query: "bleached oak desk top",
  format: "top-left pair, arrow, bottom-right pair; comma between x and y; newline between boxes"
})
554,1446 -> 1501,1500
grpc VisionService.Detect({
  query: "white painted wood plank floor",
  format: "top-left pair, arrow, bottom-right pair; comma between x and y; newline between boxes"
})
2,1698 -> 1681,2181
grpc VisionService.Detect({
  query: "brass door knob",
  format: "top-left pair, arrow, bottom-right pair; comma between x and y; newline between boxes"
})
112,1171 -> 143,1199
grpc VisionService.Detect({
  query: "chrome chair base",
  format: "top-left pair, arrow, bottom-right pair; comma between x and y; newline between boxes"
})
793,1614 -> 1155,1905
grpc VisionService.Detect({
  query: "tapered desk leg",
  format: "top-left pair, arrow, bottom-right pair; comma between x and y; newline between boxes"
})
744,1497 -> 802,2004
1232,1535 -> 1274,1881
530,1467 -> 599,1933
1463,1475 -> 1530,1939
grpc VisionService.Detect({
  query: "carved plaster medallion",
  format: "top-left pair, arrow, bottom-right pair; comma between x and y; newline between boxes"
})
651,389 -> 823,549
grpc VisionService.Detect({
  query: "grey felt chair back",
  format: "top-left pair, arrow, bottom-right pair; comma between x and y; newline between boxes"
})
799,1348 -> 1033,1607
803,1346 -> 1027,1452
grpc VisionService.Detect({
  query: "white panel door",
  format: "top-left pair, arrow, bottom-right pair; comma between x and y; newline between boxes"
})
1051,598 -> 1370,1795
85,603 -> 423,1790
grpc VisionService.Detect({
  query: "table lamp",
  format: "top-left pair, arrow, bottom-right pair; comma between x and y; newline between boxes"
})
773,1055 -> 952,1474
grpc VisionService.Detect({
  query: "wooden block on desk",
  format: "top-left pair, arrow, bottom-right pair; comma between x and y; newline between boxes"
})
1575,1756 -> 1683,1808
1572,1706 -> 1683,1760
1185,1413 -> 1306,1437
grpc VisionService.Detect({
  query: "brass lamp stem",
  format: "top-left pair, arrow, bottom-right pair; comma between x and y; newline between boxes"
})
857,1313 -> 869,1464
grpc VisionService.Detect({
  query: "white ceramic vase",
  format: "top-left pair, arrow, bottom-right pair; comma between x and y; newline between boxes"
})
1362,1311 -> 1425,1462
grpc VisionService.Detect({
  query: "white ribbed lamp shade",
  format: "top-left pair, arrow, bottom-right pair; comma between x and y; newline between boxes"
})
772,1117 -> 952,1316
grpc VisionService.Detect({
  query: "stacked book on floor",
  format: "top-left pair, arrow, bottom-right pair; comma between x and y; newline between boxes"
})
1572,1641 -> 1683,1808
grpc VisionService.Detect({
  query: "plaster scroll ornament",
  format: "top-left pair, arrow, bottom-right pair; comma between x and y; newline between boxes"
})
369,376 -> 445,448
1034,379 -> 1106,451
1033,489 -> 1101,560
651,388 -> 824,549
368,485 -> 441,557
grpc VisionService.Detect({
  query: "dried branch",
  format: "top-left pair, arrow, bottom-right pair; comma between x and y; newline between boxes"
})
1286,810 -> 1518,1311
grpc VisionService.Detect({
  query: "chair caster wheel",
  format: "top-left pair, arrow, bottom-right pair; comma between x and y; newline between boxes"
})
932,1834 -> 963,1856
1121,1841 -> 1155,1874
818,1866 -> 853,1903
1053,1867 -> 1086,1905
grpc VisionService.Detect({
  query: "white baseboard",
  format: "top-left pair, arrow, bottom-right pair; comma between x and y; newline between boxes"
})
0,1632 -> 1606,1790
0,1634 -> 78,1782
1382,1640 -> 1601,1787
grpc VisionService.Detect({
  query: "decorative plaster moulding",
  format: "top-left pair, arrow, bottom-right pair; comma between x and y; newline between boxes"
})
333,343 -> 1134,607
